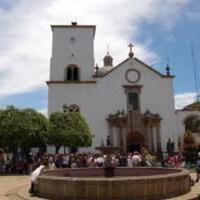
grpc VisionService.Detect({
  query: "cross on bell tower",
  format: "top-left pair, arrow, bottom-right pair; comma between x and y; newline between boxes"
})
128,43 -> 134,58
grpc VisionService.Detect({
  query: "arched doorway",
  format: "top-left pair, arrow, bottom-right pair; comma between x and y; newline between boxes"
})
127,131 -> 144,152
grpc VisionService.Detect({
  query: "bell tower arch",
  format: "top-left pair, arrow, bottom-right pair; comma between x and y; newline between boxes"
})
50,22 -> 96,81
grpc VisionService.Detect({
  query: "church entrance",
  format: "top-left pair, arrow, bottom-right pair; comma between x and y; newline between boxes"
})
128,144 -> 140,152
127,131 -> 144,153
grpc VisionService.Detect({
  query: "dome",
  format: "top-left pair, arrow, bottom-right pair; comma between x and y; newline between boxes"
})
103,52 -> 113,67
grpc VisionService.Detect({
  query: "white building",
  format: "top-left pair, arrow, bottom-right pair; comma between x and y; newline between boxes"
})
47,22 -> 200,153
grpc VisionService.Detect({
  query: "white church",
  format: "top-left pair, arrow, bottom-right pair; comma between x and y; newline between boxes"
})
47,22 -> 200,153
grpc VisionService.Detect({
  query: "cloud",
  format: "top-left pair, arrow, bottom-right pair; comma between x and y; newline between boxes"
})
38,108 -> 47,117
175,92 -> 196,109
0,0 -> 189,98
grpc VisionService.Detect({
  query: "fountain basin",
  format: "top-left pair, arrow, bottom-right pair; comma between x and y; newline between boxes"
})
36,167 -> 190,200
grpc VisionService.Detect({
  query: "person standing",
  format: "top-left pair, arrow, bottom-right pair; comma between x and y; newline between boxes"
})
48,156 -> 56,170
132,151 -> 142,166
30,159 -> 49,194
27,152 -> 34,174
127,154 -> 133,167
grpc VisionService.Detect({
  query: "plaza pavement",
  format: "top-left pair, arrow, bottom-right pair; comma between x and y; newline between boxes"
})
0,173 -> 199,200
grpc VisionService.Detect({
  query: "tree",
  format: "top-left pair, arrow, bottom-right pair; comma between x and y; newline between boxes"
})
22,108 -> 49,149
0,106 -> 48,152
183,131 -> 198,163
183,101 -> 200,111
48,111 -> 92,153
185,115 -> 200,133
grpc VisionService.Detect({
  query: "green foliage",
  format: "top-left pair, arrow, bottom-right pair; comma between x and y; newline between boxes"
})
183,101 -> 200,111
48,112 -> 91,152
185,115 -> 200,133
0,106 -> 48,150
183,132 -> 198,163
141,147 -> 157,166
22,108 -> 49,147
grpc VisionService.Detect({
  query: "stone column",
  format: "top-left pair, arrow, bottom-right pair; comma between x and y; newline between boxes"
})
119,126 -> 123,147
156,124 -> 162,152
108,123 -> 113,146
150,126 -> 155,152
112,127 -> 117,147
144,122 -> 148,147
153,126 -> 157,152
122,127 -> 127,153
147,125 -> 151,151
114,127 -> 121,147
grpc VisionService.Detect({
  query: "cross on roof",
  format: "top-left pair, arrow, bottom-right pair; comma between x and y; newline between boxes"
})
128,43 -> 134,52
128,43 -> 134,58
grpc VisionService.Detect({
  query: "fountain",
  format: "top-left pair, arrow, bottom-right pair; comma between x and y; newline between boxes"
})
36,167 -> 190,200
35,136 -> 190,200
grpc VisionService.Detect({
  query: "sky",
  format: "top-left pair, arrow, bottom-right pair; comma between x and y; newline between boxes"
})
0,0 -> 200,115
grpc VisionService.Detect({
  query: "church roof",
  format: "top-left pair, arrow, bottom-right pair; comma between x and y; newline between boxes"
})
51,23 -> 96,37
93,57 -> 175,79
93,58 -> 129,77
96,66 -> 114,76
103,52 -> 113,60
51,25 -> 96,29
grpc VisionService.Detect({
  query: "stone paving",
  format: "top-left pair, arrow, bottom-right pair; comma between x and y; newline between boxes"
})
0,175 -> 28,200
0,173 -> 199,200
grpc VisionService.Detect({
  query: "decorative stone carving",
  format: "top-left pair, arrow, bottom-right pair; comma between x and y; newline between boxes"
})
107,109 -> 162,153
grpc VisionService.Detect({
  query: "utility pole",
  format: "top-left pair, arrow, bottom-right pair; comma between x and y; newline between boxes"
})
191,42 -> 200,102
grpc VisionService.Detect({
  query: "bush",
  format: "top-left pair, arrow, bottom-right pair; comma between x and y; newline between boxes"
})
183,132 -> 198,163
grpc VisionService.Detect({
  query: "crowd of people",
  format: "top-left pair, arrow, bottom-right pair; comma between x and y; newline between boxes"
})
0,148 -> 187,174
1,148 -> 200,190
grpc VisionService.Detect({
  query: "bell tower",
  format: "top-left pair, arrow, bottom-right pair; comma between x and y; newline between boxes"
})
50,22 -> 96,81
103,51 -> 113,67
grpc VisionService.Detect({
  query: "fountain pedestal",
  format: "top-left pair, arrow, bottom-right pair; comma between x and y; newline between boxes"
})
95,145 -> 120,177
104,166 -> 115,177
103,154 -> 116,177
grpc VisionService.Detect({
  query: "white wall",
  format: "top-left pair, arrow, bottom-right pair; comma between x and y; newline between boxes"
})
50,27 -> 95,81
48,57 -> 177,152
95,58 -> 177,152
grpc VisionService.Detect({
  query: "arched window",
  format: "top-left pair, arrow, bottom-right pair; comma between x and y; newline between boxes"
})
73,67 -> 78,80
65,65 -> 80,81
68,104 -> 80,112
67,67 -> 72,80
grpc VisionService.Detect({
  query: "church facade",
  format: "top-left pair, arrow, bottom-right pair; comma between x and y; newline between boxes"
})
47,22 -> 198,153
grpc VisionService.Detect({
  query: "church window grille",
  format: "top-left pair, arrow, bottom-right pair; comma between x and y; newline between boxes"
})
65,65 -> 80,81
128,92 -> 139,110
123,85 -> 142,112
